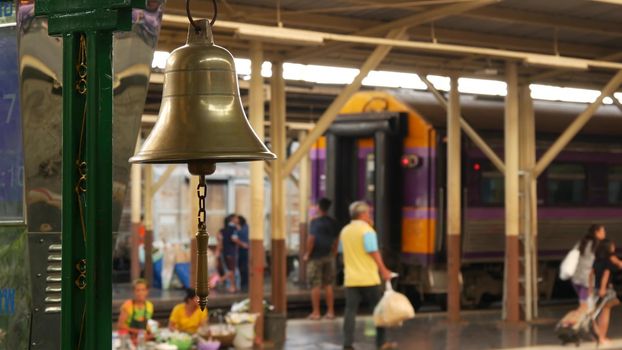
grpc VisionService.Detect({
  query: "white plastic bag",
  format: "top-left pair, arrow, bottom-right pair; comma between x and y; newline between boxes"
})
373,280 -> 415,327
559,245 -> 580,281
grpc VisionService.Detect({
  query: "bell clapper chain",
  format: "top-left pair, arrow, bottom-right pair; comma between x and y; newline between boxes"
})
189,162 -> 216,311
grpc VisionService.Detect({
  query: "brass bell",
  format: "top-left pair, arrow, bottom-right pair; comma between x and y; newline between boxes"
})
130,19 -> 276,164
130,17 -> 275,311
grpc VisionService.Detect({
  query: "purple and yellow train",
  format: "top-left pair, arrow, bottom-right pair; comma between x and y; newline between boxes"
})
310,89 -> 622,307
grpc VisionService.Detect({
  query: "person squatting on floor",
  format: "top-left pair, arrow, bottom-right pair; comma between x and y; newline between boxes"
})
304,197 -> 339,320
340,201 -> 396,350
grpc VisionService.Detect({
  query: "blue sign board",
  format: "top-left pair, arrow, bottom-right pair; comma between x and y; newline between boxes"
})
0,25 -> 22,221
0,0 -> 15,27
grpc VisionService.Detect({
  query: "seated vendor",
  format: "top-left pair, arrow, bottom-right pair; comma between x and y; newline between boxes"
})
169,288 -> 208,334
117,279 -> 154,337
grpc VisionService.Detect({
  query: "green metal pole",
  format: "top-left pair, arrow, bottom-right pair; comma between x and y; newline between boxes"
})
85,30 -> 114,350
34,1 -> 143,349
60,32 -> 87,350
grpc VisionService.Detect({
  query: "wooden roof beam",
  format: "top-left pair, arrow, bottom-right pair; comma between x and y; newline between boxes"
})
408,27 -> 617,59
287,0 -> 499,61
529,52 -> 622,82
465,7 -> 622,37
163,0 -> 372,33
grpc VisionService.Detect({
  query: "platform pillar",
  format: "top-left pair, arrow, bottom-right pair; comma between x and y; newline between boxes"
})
249,41 -> 267,344
447,76 -> 461,322
131,137 -> 142,282
270,61 -> 288,314
34,1 -> 142,348
144,164 -> 154,287
504,62 -> 521,323
519,84 -> 538,320
298,130 -> 310,286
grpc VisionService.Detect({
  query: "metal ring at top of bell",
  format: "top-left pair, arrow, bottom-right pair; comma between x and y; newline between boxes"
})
130,19 -> 276,165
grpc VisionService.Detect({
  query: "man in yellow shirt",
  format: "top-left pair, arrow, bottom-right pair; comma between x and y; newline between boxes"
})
340,201 -> 394,350
168,289 -> 208,334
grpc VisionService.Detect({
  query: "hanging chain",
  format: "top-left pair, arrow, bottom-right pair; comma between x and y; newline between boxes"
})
197,176 -> 207,230
196,175 -> 210,310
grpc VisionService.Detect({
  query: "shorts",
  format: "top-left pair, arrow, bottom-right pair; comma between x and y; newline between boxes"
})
224,255 -> 236,271
308,256 -> 335,288
573,283 -> 589,302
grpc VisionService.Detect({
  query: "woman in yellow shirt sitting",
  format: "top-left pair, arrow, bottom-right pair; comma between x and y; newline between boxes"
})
169,289 -> 208,334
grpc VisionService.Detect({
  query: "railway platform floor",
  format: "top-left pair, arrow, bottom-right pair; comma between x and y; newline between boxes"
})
283,306 -> 622,350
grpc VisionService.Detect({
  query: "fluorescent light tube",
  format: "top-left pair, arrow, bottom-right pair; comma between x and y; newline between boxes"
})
525,55 -> 589,70
236,26 -> 324,46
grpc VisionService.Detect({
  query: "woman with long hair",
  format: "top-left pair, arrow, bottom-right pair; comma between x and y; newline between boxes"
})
571,224 -> 606,312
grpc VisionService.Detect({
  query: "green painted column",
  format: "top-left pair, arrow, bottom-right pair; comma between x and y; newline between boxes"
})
34,1 -> 143,349
60,31 -> 85,350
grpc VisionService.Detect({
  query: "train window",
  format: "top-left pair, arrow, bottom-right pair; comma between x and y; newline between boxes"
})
547,164 -> 586,205
365,153 -> 375,202
480,164 -> 504,205
608,165 -> 622,205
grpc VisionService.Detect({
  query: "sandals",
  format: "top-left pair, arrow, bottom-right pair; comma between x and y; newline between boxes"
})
379,342 -> 398,350
324,313 -> 336,320
307,314 -> 321,320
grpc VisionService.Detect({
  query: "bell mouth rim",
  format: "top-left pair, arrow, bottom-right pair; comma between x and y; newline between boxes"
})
129,151 -> 276,164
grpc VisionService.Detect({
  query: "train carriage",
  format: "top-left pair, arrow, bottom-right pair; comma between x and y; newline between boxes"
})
311,89 -> 622,307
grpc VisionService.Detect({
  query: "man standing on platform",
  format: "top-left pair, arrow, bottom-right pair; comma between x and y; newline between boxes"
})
304,197 -> 339,320
340,201 -> 395,350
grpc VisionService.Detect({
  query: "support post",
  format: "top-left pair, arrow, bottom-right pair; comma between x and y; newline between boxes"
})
84,31 -> 115,347
298,130 -> 310,286
131,137 -> 142,281
59,32 -> 86,350
519,84 -> 538,320
144,164 -> 154,287
34,2 -> 140,347
504,62 -> 520,323
270,62 -> 287,314
282,27 -> 408,178
447,76 -> 461,322
249,41 -> 267,345
152,164 -> 176,193
420,75 -> 505,174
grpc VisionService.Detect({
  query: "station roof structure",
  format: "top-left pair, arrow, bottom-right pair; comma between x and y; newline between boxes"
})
157,0 -> 622,87
145,0 -> 622,129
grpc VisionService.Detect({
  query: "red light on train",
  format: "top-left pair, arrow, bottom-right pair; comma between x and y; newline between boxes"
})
473,163 -> 481,171
401,155 -> 420,168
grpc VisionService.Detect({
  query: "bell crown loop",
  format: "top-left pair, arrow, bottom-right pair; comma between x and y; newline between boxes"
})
187,19 -> 214,46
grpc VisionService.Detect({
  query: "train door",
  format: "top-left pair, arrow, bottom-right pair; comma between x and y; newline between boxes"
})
325,112 -> 407,268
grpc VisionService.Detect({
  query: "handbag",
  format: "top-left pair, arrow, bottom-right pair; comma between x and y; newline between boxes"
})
559,245 -> 580,281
